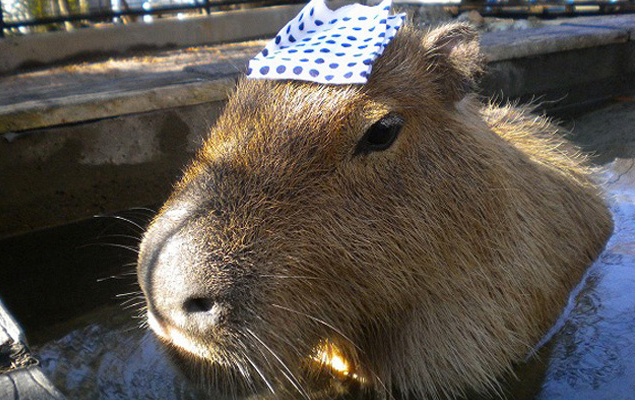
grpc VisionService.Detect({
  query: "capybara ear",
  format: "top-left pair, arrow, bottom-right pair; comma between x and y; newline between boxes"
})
422,23 -> 483,102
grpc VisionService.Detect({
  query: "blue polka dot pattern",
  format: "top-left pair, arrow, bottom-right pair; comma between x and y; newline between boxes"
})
247,0 -> 405,84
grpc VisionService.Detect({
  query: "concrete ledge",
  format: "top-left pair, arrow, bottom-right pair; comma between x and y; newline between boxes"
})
2,15 -> 635,135
0,78 -> 235,132
0,16 -> 635,133
481,41 -> 635,115
562,14 -> 635,40
481,24 -> 629,62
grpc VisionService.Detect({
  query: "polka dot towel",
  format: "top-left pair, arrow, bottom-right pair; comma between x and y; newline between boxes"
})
247,0 -> 405,85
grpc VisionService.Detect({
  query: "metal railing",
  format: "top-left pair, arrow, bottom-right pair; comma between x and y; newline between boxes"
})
0,0 -> 305,37
468,0 -> 635,17
1,0 -> 634,38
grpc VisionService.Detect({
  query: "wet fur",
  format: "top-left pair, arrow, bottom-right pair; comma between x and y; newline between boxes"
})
138,23 -> 613,399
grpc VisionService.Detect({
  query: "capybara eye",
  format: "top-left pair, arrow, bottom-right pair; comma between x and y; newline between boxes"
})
355,113 -> 404,156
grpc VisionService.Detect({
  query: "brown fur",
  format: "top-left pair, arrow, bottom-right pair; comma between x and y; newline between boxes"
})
137,23 -> 612,399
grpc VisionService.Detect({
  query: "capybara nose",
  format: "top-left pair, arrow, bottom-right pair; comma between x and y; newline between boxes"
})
160,283 -> 227,332
138,226 -> 232,336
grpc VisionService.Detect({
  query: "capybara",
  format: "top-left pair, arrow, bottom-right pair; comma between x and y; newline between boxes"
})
136,22 -> 613,399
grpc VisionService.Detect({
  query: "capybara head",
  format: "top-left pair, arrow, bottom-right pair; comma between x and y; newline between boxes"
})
137,22 -> 612,399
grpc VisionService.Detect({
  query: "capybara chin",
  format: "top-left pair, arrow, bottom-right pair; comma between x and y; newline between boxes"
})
136,23 -> 612,399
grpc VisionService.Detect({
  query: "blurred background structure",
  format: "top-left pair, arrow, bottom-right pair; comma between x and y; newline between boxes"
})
0,0 -> 306,37
1,0 -> 635,37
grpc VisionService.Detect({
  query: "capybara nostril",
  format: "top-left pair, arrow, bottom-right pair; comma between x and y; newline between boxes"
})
182,298 -> 231,326
183,297 -> 216,314
179,298 -> 230,333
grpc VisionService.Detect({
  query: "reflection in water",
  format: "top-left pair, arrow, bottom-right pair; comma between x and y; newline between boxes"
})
538,159 -> 635,399
37,318 -> 198,399
35,160 -> 635,399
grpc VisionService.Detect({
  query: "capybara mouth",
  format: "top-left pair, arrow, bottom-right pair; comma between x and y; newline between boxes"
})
147,310 -> 218,361
163,345 -> 262,399
148,309 -> 365,399
148,311 -> 274,398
